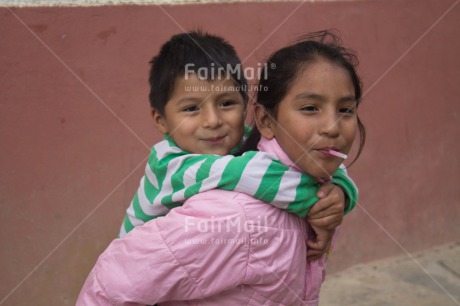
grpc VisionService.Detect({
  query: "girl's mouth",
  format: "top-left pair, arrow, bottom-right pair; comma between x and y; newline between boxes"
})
317,148 -> 347,159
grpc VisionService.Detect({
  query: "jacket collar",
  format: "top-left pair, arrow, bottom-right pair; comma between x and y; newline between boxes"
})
257,136 -> 332,183
257,137 -> 302,172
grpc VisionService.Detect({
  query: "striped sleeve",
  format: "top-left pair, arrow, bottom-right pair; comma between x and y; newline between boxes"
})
165,150 -> 322,217
171,151 -> 358,217
120,135 -> 358,237
119,138 -> 191,237
214,151 -> 319,216
331,166 -> 359,214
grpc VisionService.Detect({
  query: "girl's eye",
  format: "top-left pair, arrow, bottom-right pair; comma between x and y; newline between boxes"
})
301,105 -> 318,112
339,107 -> 355,115
182,105 -> 199,112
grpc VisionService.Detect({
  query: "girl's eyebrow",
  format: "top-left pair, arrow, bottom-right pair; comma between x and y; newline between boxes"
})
295,92 -> 356,103
338,95 -> 357,103
295,92 -> 325,102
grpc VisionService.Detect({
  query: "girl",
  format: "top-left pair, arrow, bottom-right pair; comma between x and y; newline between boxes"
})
77,30 -> 365,306
119,31 -> 357,259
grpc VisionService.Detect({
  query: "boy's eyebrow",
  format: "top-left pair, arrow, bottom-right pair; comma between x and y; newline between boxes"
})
177,97 -> 202,104
176,90 -> 242,105
214,91 -> 242,99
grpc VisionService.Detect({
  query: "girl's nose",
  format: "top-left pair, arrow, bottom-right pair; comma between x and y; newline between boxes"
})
202,106 -> 223,128
319,113 -> 340,137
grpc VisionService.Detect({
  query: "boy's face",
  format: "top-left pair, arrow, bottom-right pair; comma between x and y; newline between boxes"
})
153,74 -> 246,155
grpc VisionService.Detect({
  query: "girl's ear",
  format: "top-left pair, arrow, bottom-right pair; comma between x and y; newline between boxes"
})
152,108 -> 168,135
253,104 -> 275,140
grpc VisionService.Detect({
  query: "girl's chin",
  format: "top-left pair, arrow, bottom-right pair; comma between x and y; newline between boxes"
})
304,171 -> 333,183
300,163 -> 336,182
315,176 -> 333,184
310,169 -> 335,183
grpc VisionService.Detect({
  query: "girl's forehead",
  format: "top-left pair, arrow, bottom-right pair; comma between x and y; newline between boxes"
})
297,60 -> 348,78
283,62 -> 355,102
292,62 -> 351,87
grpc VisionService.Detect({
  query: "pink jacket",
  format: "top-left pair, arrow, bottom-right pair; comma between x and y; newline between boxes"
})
77,138 -> 328,305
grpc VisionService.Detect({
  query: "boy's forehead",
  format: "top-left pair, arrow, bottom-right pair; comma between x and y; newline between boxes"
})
181,70 -> 236,82
174,74 -> 240,93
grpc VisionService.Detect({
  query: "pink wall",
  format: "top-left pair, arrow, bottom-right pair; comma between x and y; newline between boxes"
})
1,0 -> 459,304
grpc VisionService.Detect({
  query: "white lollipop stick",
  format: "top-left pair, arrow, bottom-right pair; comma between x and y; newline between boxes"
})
328,150 -> 347,159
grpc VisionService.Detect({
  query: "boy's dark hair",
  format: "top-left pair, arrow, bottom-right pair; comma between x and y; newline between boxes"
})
149,30 -> 248,115
242,29 -> 366,165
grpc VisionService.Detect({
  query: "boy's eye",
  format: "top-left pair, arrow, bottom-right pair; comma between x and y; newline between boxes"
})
220,100 -> 237,107
182,105 -> 200,112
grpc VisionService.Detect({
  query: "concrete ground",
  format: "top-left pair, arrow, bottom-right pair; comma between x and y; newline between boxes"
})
320,242 -> 460,306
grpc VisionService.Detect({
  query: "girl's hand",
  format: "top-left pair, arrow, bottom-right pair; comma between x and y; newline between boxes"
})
306,183 -> 345,261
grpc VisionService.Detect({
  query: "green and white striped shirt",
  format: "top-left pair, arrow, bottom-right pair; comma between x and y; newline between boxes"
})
119,134 -> 358,237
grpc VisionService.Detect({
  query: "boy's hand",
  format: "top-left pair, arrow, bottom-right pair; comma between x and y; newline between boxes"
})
306,226 -> 334,261
306,183 -> 345,261
308,183 -> 345,230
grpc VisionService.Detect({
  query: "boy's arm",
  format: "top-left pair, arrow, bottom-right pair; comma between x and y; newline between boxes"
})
146,150 -> 344,219
305,167 -> 358,260
306,164 -> 358,233
331,165 -> 358,214
137,148 -> 321,220
306,183 -> 344,261
119,138 -> 190,237
121,141 -> 358,237
212,153 -> 359,218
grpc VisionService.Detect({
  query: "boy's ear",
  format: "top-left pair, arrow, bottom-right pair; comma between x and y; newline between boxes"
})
253,104 -> 275,140
151,108 -> 168,135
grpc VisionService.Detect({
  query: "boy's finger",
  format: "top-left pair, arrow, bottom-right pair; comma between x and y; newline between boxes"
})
309,190 -> 344,218
307,248 -> 328,261
308,216 -> 342,230
307,252 -> 323,261
308,211 -> 342,222
306,238 -> 328,252
308,205 -> 343,220
308,197 -> 340,217
308,201 -> 342,219
316,183 -> 334,198
306,248 -> 325,261
307,241 -> 330,261
308,196 -> 332,216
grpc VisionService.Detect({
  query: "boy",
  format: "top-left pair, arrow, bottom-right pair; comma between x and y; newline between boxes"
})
120,31 -> 357,257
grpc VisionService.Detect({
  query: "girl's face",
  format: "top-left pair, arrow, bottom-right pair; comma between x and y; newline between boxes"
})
258,60 -> 358,181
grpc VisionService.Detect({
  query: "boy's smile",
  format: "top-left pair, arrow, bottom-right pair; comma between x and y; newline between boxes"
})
153,74 -> 246,155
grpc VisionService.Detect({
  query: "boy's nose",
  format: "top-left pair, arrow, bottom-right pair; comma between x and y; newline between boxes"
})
202,107 -> 223,128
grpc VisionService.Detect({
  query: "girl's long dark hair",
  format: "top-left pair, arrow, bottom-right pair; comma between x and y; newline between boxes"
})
241,30 -> 365,165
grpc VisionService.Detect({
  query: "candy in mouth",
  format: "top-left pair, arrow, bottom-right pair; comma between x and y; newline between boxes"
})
327,149 -> 347,159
